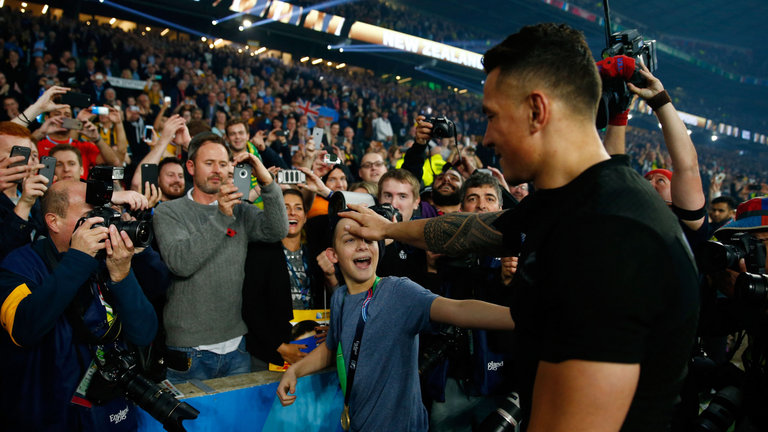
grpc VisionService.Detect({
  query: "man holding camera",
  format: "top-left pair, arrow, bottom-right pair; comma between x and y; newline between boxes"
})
0,180 -> 157,431
153,133 -> 288,383
343,23 -> 699,431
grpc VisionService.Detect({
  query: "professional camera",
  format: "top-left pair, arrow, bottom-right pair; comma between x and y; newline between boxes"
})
428,117 -> 456,140
596,0 -> 658,129
328,191 -> 402,222
78,206 -> 153,249
602,29 -> 657,75
694,386 -> 743,432
77,165 -> 153,248
687,228 -> 768,431
735,273 -> 768,305
88,347 -> 199,432
84,165 -> 124,206
595,30 -> 656,129
696,232 -> 766,275
418,325 -> 469,375
369,203 -> 402,223
477,392 -> 523,432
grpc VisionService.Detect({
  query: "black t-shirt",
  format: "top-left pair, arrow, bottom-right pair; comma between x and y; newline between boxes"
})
494,155 -> 699,432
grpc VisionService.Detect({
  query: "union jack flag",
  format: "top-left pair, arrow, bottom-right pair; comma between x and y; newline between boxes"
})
296,98 -> 338,128
296,98 -> 319,118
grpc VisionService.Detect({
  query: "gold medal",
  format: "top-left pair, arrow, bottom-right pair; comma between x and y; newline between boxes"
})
340,404 -> 350,430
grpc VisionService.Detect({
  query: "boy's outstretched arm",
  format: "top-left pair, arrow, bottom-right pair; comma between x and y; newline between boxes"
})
430,297 -> 515,330
277,342 -> 334,406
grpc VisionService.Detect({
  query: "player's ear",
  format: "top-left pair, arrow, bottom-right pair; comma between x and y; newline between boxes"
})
527,91 -> 549,133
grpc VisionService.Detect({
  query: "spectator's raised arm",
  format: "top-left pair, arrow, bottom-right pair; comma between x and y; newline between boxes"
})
628,65 -> 706,230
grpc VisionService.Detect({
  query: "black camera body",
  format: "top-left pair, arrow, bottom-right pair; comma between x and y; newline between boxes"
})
77,165 -> 153,249
89,347 -> 199,432
84,165 -> 124,207
602,29 -> 657,74
369,202 -> 403,223
78,206 -> 154,249
696,232 -> 766,275
596,29 -> 657,129
428,117 -> 456,140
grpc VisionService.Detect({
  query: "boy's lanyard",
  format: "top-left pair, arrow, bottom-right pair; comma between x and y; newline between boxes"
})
336,276 -> 380,430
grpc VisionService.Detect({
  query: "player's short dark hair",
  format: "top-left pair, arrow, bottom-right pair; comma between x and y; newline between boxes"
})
482,23 -> 601,119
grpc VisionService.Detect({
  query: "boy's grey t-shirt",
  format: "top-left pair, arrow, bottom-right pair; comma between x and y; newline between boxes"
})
326,276 -> 437,432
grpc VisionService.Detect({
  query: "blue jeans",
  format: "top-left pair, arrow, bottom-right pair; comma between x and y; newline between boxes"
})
166,338 -> 251,384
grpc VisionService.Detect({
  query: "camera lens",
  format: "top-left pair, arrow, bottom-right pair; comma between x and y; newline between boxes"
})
477,392 -> 522,432
120,220 -> 153,248
239,169 -> 248,178
735,273 -> 768,304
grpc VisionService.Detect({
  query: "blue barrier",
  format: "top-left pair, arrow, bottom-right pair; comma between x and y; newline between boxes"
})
137,371 -> 344,432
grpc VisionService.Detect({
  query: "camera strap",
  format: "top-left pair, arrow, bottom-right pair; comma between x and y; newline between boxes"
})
34,238 -> 123,346
336,276 -> 380,430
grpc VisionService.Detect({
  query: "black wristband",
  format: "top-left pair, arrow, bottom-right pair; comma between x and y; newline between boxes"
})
671,204 -> 706,222
647,90 -> 671,111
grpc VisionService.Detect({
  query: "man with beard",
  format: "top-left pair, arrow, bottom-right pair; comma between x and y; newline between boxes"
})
157,157 -> 185,201
430,168 -> 463,214
153,132 -> 288,383
708,195 -> 737,235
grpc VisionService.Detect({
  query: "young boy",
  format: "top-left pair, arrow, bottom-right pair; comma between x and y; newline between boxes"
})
276,212 -> 515,431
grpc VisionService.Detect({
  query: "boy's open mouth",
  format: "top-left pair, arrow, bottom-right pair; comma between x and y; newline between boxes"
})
353,257 -> 372,269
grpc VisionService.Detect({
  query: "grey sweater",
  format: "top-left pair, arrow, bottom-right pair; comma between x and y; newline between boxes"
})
153,182 -> 289,347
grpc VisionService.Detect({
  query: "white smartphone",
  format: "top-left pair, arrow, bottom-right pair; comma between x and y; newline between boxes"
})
311,127 -> 324,146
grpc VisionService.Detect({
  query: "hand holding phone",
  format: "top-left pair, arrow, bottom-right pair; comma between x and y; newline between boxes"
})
233,163 -> 252,201
61,118 -> 83,130
311,127 -> 324,146
39,156 -> 56,185
9,145 -> 31,184
61,91 -> 91,109
143,125 -> 155,143
141,163 -> 158,194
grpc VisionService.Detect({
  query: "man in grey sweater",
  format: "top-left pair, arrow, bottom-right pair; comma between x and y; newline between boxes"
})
153,132 -> 288,383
